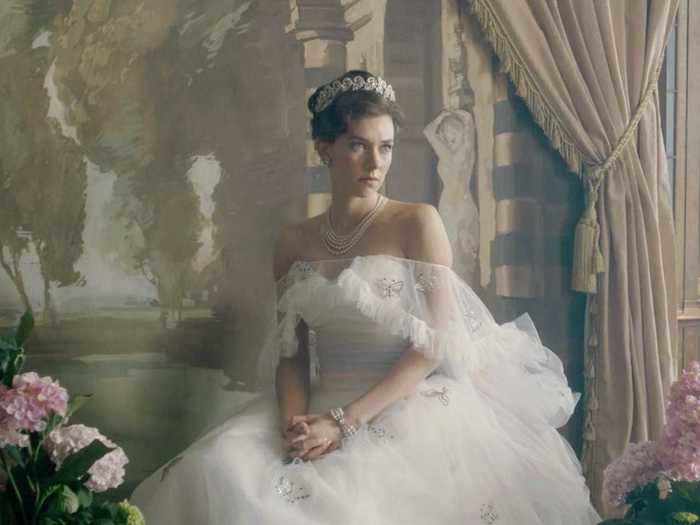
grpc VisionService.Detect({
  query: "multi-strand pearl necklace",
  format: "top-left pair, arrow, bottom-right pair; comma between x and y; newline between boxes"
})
321,195 -> 387,256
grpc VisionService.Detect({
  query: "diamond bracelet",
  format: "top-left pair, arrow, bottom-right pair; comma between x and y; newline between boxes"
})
329,407 -> 358,439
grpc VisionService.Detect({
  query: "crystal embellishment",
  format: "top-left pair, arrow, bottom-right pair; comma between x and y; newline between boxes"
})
314,75 -> 395,113
278,261 -> 315,295
465,309 -> 483,332
368,423 -> 395,442
420,386 -> 450,406
275,475 -> 310,503
376,278 -> 404,299
480,503 -> 499,523
294,261 -> 314,278
415,271 -> 437,293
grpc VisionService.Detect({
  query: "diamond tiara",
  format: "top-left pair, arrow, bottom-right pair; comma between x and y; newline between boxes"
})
313,75 -> 396,114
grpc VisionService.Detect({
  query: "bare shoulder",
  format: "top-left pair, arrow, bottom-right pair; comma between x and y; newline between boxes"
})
390,201 -> 453,268
272,215 -> 322,280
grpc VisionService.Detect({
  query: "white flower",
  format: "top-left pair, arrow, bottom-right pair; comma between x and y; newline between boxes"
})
657,476 -> 672,500
47,424 -> 128,492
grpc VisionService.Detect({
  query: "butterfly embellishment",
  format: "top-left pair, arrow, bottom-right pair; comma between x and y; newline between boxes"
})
375,277 -> 404,299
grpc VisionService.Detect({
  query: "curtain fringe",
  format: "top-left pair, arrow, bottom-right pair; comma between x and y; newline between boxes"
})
466,0 -> 664,294
466,0 -> 583,174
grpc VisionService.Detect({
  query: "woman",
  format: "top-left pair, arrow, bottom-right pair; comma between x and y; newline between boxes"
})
132,70 -> 601,524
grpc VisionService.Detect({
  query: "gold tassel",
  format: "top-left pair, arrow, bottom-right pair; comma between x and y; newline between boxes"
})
588,330 -> 599,347
583,419 -> 596,441
588,296 -> 598,315
588,395 -> 599,410
595,248 -> 606,274
572,170 -> 605,293
467,0 -> 665,296
572,215 -> 600,293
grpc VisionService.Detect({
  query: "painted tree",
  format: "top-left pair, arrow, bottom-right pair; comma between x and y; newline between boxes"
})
126,154 -> 203,326
0,53 -> 86,326
30,120 -> 87,325
0,1 -> 87,324
0,156 -> 33,316
0,2 -> 52,316
48,0 -> 304,348
48,0 -> 261,327
49,0 -> 195,326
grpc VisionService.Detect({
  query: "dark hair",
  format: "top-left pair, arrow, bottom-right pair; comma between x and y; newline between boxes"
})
308,70 -> 405,143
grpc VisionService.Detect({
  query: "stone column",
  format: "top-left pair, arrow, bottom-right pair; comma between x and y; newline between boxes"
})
287,0 -> 353,217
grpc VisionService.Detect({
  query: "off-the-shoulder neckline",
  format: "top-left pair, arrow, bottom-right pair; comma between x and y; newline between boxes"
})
278,254 -> 452,284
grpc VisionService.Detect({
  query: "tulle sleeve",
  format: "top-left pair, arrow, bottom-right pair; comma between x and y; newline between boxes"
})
330,256 -> 494,377
255,262 -> 318,391
336,257 -> 578,427
255,256 -> 578,427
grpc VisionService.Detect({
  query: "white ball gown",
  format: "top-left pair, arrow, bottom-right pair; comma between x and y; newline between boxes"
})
131,255 -> 601,524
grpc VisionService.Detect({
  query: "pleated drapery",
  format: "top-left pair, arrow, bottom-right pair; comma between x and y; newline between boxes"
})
463,0 -> 679,514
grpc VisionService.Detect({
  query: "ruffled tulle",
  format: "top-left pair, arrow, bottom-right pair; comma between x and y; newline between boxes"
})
132,255 -> 600,524
261,255 -> 578,427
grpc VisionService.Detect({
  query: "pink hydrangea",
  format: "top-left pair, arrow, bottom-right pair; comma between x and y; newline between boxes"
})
603,441 -> 662,507
0,372 -> 68,437
0,426 -> 29,448
47,424 -> 128,493
658,361 -> 700,481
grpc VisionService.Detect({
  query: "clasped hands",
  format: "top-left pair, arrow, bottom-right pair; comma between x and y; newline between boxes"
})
283,413 -> 343,462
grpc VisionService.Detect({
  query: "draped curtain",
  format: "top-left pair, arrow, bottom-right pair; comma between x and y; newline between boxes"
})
462,0 -> 679,514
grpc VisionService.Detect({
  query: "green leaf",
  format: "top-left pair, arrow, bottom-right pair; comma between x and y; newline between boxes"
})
49,440 -> 114,486
43,485 -> 80,515
92,500 -> 119,521
1,349 -> 24,386
0,352 -> 11,386
10,462 -> 34,501
4,445 -> 25,466
0,493 -> 18,525
87,502 -> 119,525
672,512 -> 700,524
0,335 -> 17,351
44,413 -> 61,435
14,310 -> 34,347
65,394 -> 93,420
76,486 -> 93,509
0,348 -> 9,367
38,517 -> 67,525
10,351 -> 24,377
675,481 -> 700,503
56,485 -> 80,514
33,445 -> 57,481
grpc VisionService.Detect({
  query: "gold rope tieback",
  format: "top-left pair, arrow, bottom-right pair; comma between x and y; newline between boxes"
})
466,0 -> 666,294
571,66 -> 661,293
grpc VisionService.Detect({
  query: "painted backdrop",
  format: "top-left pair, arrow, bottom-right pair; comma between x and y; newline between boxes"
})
0,0 -> 307,496
0,0 -> 585,497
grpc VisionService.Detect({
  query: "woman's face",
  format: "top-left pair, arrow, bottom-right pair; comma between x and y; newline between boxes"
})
319,114 -> 395,198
